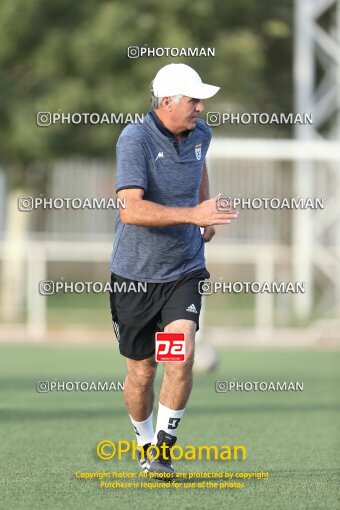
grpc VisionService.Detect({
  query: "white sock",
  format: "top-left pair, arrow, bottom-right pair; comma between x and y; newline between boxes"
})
129,412 -> 154,446
152,402 -> 185,444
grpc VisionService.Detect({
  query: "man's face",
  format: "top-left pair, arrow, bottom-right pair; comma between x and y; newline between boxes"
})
169,96 -> 204,132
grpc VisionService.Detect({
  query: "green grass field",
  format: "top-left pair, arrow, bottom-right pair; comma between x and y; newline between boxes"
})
0,345 -> 339,509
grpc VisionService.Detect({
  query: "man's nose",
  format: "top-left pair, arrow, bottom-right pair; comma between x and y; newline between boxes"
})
195,100 -> 204,113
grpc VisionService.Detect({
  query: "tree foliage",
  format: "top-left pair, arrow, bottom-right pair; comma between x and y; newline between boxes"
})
0,0 -> 292,184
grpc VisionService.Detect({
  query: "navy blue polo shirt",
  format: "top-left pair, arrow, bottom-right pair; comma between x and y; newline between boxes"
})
110,109 -> 212,282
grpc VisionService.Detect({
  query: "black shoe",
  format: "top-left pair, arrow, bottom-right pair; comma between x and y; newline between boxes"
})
137,443 -> 151,472
148,430 -> 177,475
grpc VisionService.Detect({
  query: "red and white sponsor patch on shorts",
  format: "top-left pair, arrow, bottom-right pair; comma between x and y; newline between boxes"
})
155,332 -> 185,362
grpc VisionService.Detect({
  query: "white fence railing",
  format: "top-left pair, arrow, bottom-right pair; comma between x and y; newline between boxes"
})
0,240 -> 290,339
0,139 -> 339,339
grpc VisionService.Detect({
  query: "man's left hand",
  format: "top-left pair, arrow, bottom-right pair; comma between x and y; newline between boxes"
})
202,226 -> 216,242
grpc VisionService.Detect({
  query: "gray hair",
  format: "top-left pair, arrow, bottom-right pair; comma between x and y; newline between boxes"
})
150,80 -> 183,109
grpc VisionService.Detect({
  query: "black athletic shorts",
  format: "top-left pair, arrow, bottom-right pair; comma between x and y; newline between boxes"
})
109,267 -> 210,360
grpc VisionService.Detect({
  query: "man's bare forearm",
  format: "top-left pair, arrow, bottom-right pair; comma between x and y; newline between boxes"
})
118,157 -> 237,228
120,199 -> 195,227
119,162 -> 208,227
120,194 -> 237,228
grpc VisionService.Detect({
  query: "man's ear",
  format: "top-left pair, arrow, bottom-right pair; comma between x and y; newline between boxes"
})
161,96 -> 172,112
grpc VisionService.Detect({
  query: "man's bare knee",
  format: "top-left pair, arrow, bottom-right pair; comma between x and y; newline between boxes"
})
126,357 -> 157,387
164,346 -> 195,377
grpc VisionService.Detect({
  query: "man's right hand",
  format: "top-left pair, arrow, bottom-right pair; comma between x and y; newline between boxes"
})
190,194 -> 239,227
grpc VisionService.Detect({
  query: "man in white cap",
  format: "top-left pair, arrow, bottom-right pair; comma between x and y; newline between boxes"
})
109,63 -> 238,475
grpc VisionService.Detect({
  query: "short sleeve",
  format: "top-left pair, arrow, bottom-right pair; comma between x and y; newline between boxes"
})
115,135 -> 148,193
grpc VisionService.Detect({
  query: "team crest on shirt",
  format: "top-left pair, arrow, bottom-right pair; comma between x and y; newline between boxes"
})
195,143 -> 202,160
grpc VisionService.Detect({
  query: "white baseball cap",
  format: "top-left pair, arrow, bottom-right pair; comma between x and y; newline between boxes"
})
152,63 -> 220,99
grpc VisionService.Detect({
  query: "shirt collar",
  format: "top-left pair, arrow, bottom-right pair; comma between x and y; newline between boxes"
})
148,109 -> 193,140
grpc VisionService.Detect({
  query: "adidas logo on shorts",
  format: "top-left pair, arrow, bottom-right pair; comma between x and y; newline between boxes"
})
186,304 -> 198,314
